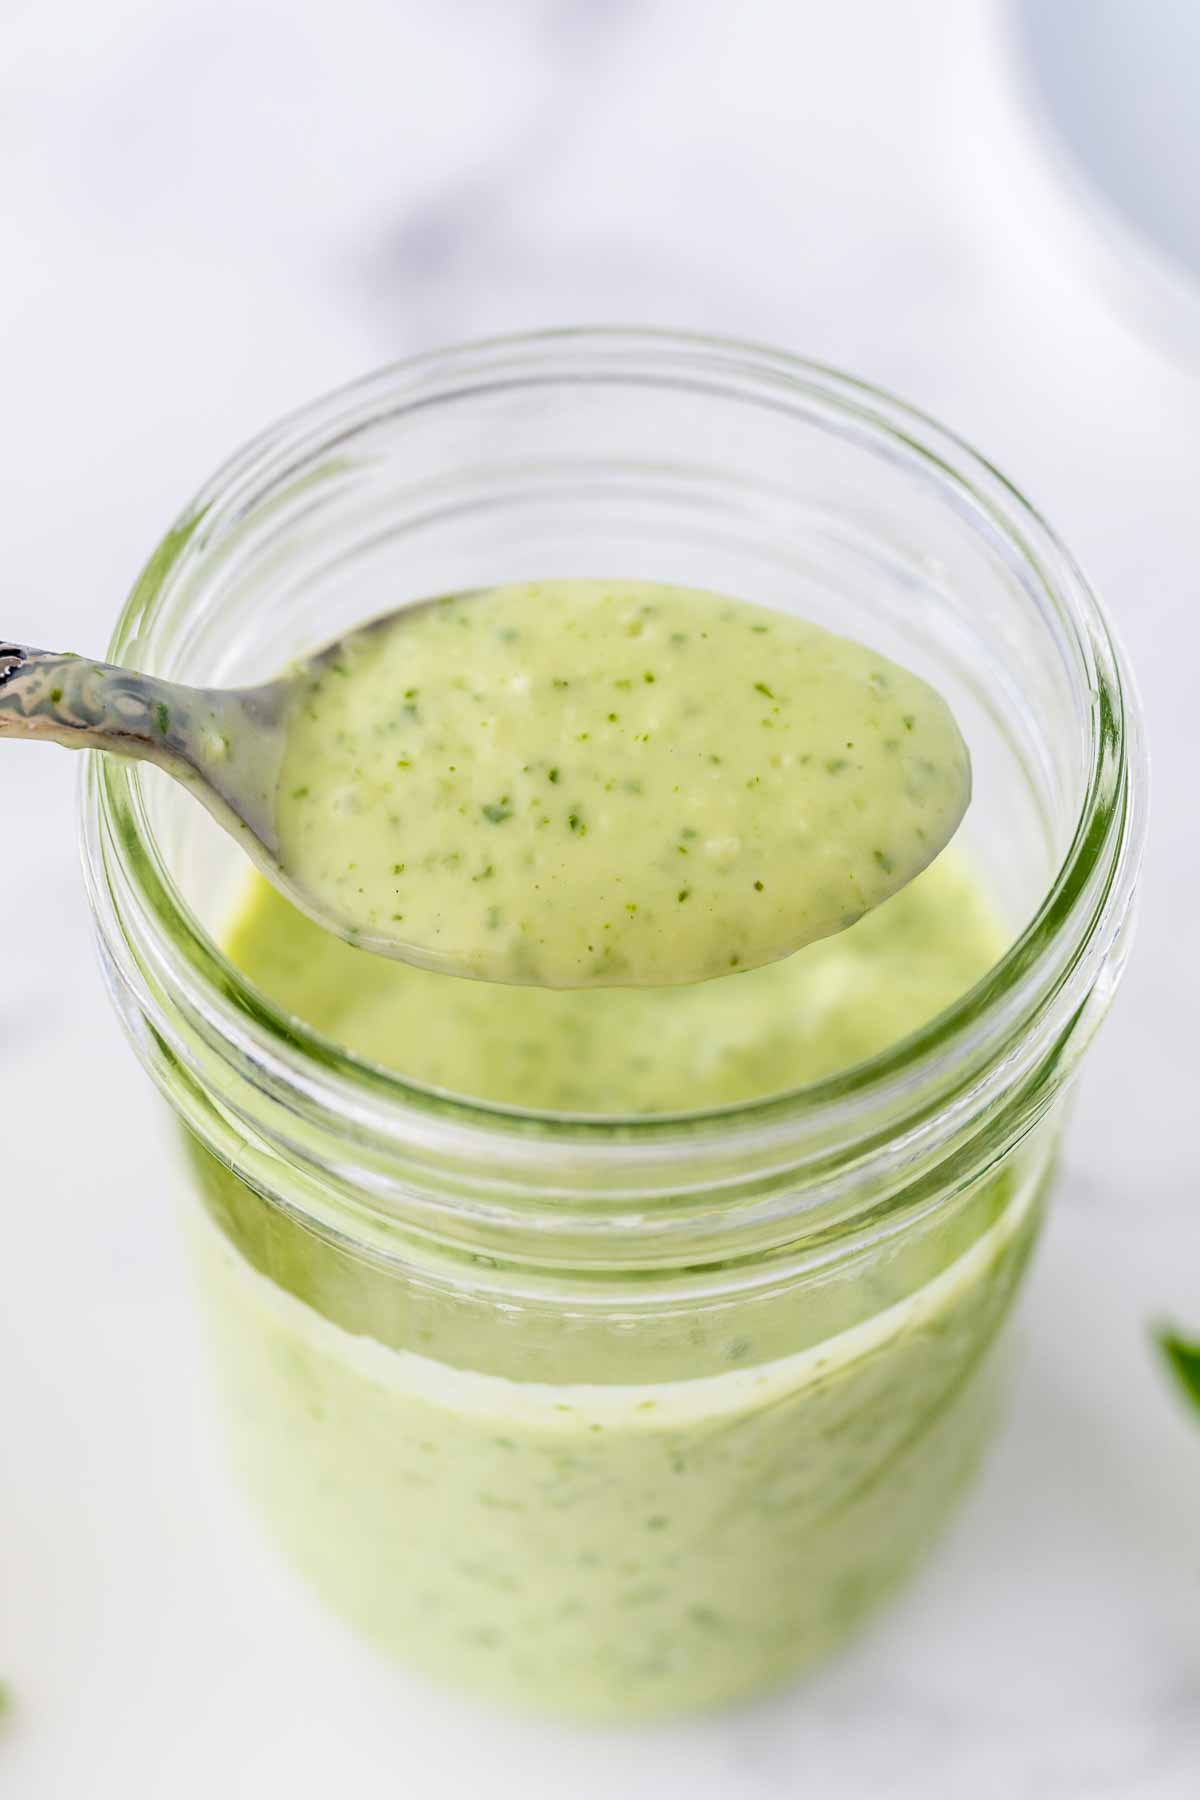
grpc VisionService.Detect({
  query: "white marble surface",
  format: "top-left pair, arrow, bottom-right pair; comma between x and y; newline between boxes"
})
2,3 -> 1199,1794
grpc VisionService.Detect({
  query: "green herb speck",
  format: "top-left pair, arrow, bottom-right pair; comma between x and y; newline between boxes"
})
568,812 -> 586,836
154,702 -> 170,735
677,887 -> 691,903
753,681 -> 775,699
482,801 -> 512,824
49,686 -> 63,703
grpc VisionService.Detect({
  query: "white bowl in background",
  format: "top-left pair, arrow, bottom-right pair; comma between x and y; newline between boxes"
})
1013,0 -> 1200,360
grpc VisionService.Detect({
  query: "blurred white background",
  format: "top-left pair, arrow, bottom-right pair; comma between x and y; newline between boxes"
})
2,3 -> 1199,1795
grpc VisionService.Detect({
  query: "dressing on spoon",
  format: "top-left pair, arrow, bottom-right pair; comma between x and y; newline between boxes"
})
277,579 -> 970,986
1,579 -> 970,986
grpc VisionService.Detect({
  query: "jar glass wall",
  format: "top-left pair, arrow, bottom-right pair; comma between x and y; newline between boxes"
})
81,331 -> 1144,1718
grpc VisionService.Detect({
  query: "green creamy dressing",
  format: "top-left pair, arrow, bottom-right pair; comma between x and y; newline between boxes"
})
185,849 -> 1033,1719
181,585 -> 1031,1718
276,580 -> 971,987
228,850 -> 1001,1111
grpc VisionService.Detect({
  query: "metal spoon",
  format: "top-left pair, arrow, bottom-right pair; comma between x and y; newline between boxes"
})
2,602 -> 972,989
0,635 -> 357,942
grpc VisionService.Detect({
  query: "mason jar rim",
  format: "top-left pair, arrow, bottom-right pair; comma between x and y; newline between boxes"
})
80,327 -> 1146,1268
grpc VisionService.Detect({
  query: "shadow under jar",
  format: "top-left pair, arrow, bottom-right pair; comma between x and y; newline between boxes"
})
81,330 -> 1144,1719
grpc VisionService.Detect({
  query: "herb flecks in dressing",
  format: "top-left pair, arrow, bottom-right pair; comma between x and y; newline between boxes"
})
275,580 -> 971,987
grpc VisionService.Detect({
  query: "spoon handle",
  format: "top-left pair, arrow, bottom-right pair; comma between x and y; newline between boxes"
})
0,642 -> 187,764
1,641 -> 289,857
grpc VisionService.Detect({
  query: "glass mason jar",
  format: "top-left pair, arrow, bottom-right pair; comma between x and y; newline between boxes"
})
80,330 -> 1144,1720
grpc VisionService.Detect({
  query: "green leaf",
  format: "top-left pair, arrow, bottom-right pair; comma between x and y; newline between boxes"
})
1156,1325 -> 1200,1412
